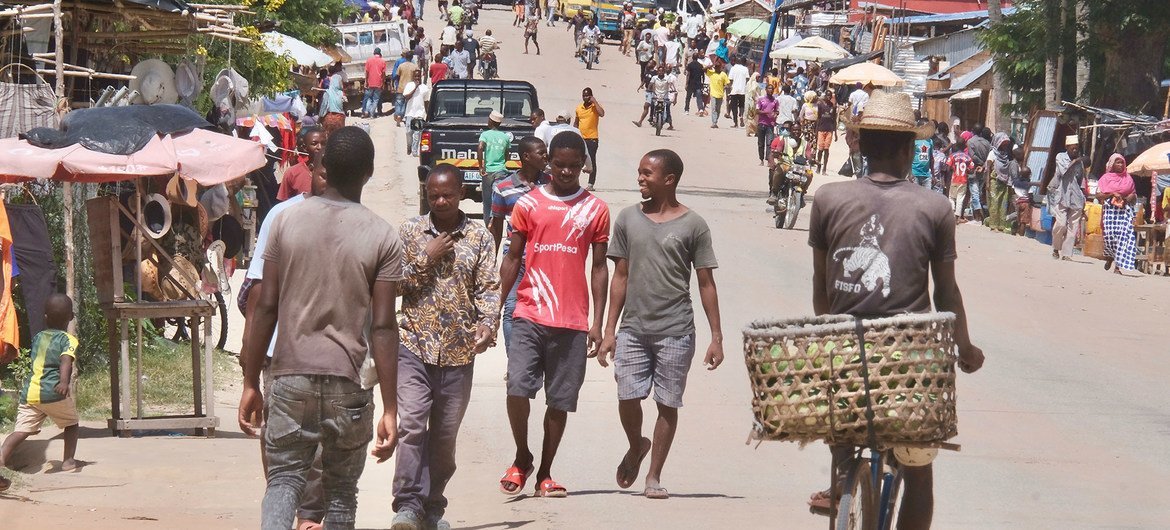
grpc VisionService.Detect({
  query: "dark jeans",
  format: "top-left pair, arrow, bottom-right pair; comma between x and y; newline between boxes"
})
393,348 -> 475,520
584,138 -> 599,186
757,125 -> 774,162
482,170 -> 508,224
728,94 -> 745,122
684,87 -> 706,112
502,260 -> 525,352
262,375 -> 373,530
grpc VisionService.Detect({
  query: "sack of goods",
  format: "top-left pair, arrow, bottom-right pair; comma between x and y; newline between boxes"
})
742,313 -> 959,446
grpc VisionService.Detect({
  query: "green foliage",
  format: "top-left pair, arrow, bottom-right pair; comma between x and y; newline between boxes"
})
4,185 -> 109,374
983,0 -> 1170,114
263,0 -> 352,47
981,1 -> 1047,115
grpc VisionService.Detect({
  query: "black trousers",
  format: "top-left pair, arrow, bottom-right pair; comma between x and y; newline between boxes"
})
584,138 -> 600,186
727,94 -> 746,122
6,203 -> 56,337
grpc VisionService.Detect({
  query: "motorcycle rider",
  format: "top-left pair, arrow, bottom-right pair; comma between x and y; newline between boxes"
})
478,29 -> 501,78
632,63 -> 676,130
767,121 -> 799,205
577,18 -> 602,62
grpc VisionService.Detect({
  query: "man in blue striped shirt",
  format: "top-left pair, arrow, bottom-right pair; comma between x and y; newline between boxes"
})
489,136 -> 550,349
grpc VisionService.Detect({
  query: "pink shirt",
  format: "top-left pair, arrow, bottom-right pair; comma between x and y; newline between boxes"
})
365,55 -> 387,89
510,186 -> 610,331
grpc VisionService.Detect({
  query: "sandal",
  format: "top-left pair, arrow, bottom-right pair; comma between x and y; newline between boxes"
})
499,464 -> 534,495
644,485 -> 669,499
808,488 -> 839,513
535,478 -> 568,498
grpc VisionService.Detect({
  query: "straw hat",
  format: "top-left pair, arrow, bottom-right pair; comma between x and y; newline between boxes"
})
141,193 -> 172,239
130,59 -> 179,105
847,91 -> 933,139
161,255 -> 200,300
175,59 -> 203,107
166,174 -> 199,207
138,259 -> 165,301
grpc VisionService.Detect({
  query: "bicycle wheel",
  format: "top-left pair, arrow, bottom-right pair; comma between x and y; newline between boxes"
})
836,457 -> 878,530
167,292 -> 229,351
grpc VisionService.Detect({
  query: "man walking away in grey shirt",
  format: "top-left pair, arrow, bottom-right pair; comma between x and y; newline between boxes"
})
239,126 -> 405,530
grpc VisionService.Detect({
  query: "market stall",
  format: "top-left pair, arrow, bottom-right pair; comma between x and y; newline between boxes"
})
0,104 -> 265,436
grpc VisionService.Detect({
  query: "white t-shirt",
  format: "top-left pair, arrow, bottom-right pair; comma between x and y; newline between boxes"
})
654,26 -> 670,47
640,28 -> 655,42
404,82 -> 430,119
849,89 -> 869,115
246,193 -> 307,357
533,120 -> 551,143
649,74 -> 676,99
664,41 -> 681,66
777,93 -> 799,123
441,25 -> 458,46
729,64 -> 750,95
541,123 -> 594,172
581,26 -> 602,40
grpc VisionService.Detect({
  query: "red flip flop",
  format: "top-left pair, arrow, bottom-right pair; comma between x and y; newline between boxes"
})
535,478 -> 568,498
499,464 -> 534,496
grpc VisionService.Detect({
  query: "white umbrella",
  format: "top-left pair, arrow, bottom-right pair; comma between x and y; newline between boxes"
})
770,36 -> 849,62
261,32 -> 334,69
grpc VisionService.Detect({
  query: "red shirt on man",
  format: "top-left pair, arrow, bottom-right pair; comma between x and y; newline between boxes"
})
509,187 -> 610,331
277,162 -> 312,200
429,61 -> 448,83
365,54 -> 387,89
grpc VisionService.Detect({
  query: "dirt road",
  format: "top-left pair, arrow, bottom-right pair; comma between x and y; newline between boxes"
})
4,7 -> 1170,529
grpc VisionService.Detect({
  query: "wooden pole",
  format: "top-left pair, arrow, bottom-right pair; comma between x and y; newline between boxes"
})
53,0 -> 76,334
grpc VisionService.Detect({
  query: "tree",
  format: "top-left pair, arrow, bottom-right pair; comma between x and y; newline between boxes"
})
986,0 -> 1011,130
984,0 -> 1170,115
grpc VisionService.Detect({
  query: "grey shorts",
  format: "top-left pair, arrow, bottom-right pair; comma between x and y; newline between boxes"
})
614,332 -> 696,408
507,318 -> 588,412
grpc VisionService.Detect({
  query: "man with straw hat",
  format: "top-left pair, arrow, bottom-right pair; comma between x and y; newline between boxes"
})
1042,134 -> 1087,260
806,90 -> 985,528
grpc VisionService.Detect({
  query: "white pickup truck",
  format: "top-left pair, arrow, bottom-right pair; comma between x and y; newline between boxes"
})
334,20 -> 412,108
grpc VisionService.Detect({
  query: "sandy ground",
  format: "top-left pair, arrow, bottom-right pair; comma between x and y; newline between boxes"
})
4,7 -> 1170,529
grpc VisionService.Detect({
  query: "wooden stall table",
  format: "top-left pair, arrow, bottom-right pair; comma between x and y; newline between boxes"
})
88,195 -> 220,437
1135,224 -> 1166,275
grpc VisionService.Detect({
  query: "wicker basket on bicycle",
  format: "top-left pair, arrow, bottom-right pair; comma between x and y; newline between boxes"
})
742,313 -> 958,446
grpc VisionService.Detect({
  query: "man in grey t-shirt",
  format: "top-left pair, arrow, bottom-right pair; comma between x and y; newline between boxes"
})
597,149 -> 724,500
238,127 -> 405,530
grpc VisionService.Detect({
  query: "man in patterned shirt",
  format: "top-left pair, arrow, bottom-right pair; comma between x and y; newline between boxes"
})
497,131 -> 610,498
490,136 -> 550,349
393,164 -> 500,530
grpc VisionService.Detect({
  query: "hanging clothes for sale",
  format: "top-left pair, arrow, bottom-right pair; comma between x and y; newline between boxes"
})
7,202 -> 57,337
0,201 -> 19,363
0,64 -> 59,140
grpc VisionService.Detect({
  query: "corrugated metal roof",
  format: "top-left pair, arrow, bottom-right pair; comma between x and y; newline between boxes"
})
911,25 -> 984,63
886,6 -> 1016,25
951,58 -> 993,89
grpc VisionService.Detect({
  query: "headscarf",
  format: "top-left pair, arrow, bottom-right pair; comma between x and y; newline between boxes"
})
1097,153 -> 1136,196
991,132 -> 1012,179
321,74 -> 344,115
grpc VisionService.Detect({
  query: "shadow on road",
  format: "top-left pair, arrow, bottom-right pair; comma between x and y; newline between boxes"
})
455,521 -> 537,530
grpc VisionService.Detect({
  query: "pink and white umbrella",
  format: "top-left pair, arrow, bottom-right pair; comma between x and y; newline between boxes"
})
0,129 -> 267,185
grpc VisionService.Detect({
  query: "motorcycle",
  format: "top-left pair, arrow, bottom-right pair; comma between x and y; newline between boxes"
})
478,52 -> 497,80
648,97 -> 667,137
582,35 -> 599,70
773,156 -> 812,230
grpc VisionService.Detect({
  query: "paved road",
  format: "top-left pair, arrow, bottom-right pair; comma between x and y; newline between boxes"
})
5,7 -> 1170,529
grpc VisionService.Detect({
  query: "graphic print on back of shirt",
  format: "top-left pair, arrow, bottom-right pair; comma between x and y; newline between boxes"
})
562,195 -> 603,241
832,214 -> 892,297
